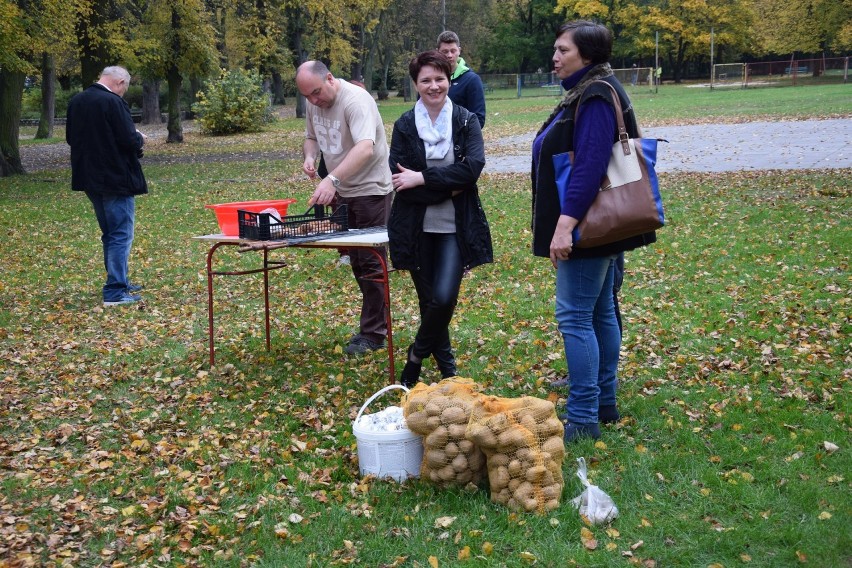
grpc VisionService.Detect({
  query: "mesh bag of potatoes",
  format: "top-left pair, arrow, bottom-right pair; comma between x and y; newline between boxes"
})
466,395 -> 565,514
402,378 -> 487,488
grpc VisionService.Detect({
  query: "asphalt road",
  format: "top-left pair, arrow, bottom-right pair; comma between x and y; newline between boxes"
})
484,118 -> 852,174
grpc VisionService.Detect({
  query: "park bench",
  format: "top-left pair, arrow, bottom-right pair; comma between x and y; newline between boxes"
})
482,82 -> 494,94
784,66 -> 809,75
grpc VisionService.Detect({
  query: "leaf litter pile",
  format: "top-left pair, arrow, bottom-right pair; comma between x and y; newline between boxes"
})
0,165 -> 849,567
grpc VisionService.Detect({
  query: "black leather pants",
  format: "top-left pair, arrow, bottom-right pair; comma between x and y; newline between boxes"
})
409,232 -> 463,376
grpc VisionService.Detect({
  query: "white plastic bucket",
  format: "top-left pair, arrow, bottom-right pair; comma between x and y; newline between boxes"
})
353,384 -> 423,482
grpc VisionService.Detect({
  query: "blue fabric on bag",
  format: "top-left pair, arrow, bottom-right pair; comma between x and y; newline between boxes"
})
552,138 -> 664,245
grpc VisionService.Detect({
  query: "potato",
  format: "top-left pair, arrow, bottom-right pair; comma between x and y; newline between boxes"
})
445,441 -> 460,458
526,465 -> 547,483
542,483 -> 560,501
519,413 -> 537,434
467,450 -> 485,471
515,447 -> 531,461
514,481 -> 534,503
507,459 -> 522,477
540,417 -> 564,438
469,426 -> 497,448
405,411 -> 429,434
523,497 -> 540,513
487,413 -> 509,436
448,423 -> 467,439
424,400 -> 442,417
508,478 -> 521,492
489,452 -> 509,467
458,439 -> 475,455
491,465 -> 510,489
441,406 -> 467,425
438,464 -> 456,482
425,425 -> 449,448
426,449 -> 446,469
541,435 -> 565,456
425,415 -> 441,430
497,426 -> 527,448
544,499 -> 560,512
405,392 -> 429,413
451,453 -> 469,474
497,488 -> 510,504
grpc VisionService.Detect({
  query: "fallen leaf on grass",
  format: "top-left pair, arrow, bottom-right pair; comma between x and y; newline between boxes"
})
434,516 -> 456,528
581,527 -> 598,550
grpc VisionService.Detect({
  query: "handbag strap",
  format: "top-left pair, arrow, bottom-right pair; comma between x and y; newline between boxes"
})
573,80 -> 631,155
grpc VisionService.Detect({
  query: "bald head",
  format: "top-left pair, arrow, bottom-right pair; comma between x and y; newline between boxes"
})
296,60 -> 338,108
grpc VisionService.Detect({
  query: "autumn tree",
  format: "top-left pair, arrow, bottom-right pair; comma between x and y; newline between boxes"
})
1,0 -> 77,175
620,0 -> 754,82
139,0 -> 217,142
748,0 -> 852,56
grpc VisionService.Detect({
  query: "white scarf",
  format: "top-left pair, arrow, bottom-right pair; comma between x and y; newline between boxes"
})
414,97 -> 453,160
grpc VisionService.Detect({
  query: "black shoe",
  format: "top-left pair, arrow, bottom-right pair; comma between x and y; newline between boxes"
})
344,334 -> 385,355
599,405 -> 621,424
563,422 -> 601,443
400,345 -> 422,387
550,375 -> 570,388
104,293 -> 141,307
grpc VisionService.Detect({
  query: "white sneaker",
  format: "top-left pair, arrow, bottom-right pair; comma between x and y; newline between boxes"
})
337,255 -> 351,266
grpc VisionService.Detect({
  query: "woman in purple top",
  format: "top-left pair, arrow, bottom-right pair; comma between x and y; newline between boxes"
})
531,21 -> 656,442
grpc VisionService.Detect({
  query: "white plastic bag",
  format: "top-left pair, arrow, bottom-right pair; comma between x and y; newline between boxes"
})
570,457 -> 619,525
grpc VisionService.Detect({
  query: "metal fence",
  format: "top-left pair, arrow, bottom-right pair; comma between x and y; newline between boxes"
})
480,68 -> 656,99
713,57 -> 849,89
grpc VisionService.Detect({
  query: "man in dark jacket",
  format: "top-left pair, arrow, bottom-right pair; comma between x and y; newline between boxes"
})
67,66 -> 148,306
437,31 -> 486,128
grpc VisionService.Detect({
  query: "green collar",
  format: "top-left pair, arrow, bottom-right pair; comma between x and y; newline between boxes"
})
451,57 -> 470,81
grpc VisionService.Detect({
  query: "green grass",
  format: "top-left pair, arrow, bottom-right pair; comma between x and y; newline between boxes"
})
0,84 -> 850,566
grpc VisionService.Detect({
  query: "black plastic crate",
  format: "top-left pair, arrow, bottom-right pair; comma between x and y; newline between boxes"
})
238,204 -> 349,241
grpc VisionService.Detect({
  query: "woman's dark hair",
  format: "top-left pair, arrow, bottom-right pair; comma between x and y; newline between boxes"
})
557,20 -> 612,65
409,50 -> 452,82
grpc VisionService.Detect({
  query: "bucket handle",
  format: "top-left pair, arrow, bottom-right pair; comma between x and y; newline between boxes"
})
355,384 -> 410,425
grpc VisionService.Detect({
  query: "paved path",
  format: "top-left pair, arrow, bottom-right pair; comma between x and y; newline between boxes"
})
484,118 -> 852,174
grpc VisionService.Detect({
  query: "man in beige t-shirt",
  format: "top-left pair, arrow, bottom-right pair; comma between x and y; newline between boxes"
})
296,60 -> 393,355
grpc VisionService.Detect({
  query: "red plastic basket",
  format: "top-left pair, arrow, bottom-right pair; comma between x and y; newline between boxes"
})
205,199 -> 297,236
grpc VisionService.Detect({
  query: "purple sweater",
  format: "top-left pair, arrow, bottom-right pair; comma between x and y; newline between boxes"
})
533,66 -> 616,219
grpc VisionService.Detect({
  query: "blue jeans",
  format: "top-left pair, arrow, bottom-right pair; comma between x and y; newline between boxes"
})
86,192 -> 135,301
409,232 -> 464,365
555,254 -> 621,424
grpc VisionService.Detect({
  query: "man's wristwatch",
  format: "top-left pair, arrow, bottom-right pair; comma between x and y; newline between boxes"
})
328,174 -> 341,187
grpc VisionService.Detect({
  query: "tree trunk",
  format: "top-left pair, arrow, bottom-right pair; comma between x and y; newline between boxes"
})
188,76 -> 202,119
271,70 -> 285,105
75,0 -> 111,86
36,53 -> 56,139
294,32 -> 306,119
166,65 -> 183,143
0,69 -> 26,176
142,79 -> 163,124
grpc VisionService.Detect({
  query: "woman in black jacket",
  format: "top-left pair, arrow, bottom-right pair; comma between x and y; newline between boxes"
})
388,50 -> 493,386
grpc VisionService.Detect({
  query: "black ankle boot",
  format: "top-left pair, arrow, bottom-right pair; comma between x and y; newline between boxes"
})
432,345 -> 457,379
400,345 -> 422,387
599,405 -> 621,424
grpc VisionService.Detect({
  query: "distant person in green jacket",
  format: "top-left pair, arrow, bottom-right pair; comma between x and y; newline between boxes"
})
437,30 -> 486,128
